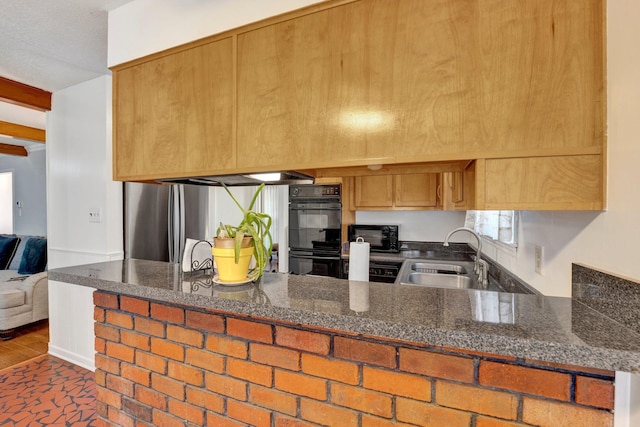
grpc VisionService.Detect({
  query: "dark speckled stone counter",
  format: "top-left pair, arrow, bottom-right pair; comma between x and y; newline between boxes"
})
344,241 -> 539,295
49,259 -> 640,373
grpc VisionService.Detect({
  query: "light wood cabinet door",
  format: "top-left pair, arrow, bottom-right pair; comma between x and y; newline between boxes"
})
355,173 -> 439,210
237,2 -> 369,170
355,175 -> 393,208
481,155 -> 604,210
114,38 -> 234,180
236,0 -> 603,171
441,166 -> 477,211
394,174 -> 438,208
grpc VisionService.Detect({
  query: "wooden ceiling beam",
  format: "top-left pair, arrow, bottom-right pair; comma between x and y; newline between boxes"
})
0,143 -> 28,157
0,76 -> 52,111
0,120 -> 45,143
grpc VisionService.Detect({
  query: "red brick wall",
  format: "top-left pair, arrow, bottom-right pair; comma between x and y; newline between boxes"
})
93,291 -> 615,427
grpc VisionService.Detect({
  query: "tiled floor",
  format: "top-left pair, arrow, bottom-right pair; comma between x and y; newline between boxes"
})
0,354 -> 97,426
0,320 -> 49,370
0,322 -> 97,426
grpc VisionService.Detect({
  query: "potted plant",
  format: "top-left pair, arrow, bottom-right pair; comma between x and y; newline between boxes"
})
213,183 -> 273,283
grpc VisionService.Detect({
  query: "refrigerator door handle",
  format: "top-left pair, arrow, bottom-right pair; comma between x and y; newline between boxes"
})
168,184 -> 186,263
168,185 -> 175,262
178,184 -> 185,261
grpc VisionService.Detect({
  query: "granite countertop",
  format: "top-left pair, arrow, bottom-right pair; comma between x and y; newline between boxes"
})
49,259 -> 640,373
343,242 -> 537,295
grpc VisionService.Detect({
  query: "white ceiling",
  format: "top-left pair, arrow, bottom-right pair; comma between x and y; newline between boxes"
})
0,0 -> 136,92
0,0 -> 135,154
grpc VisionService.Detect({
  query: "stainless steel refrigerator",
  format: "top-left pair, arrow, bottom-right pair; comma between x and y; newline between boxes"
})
124,182 -> 209,263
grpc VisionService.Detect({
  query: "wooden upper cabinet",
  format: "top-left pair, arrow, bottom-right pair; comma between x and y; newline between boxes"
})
394,174 -> 439,208
355,175 -> 394,208
480,155 -> 604,210
110,0 -> 605,210
236,0 -> 604,171
236,3 -> 370,170
113,37 -> 234,180
355,173 -> 439,210
440,161 -> 477,211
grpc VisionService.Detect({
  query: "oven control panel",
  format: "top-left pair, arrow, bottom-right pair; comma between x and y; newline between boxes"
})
370,266 -> 399,278
343,260 -> 402,283
290,184 -> 341,199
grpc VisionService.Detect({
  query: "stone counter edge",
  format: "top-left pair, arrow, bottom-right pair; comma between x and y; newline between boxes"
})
49,270 -> 640,373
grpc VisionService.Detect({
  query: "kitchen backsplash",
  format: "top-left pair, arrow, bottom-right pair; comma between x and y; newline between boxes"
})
572,263 -> 640,335
356,210 -> 466,242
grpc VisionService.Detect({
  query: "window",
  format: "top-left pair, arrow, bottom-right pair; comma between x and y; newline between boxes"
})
257,185 -> 285,245
464,210 -> 518,247
0,171 -> 13,234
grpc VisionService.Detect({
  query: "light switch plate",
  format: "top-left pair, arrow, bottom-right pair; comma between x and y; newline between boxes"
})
534,245 -> 543,275
89,208 -> 102,223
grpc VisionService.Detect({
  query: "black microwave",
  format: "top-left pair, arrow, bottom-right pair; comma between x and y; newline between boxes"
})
347,225 -> 399,253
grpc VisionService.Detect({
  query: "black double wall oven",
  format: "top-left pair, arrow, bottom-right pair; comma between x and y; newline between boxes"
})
289,184 -> 342,278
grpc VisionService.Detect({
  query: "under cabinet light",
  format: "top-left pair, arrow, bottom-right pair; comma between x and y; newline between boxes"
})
245,173 -> 282,182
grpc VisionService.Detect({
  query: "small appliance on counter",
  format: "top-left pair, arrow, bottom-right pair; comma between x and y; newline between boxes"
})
347,224 -> 399,253
343,224 -> 402,283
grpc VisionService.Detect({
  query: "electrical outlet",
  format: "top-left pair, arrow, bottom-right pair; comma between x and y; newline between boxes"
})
534,245 -> 543,275
89,208 -> 102,223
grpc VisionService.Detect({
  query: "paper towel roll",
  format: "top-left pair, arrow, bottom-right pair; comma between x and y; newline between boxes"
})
349,281 -> 370,313
348,237 -> 370,282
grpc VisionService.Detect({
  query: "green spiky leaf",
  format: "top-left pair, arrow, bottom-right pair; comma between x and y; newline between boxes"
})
216,183 -> 273,281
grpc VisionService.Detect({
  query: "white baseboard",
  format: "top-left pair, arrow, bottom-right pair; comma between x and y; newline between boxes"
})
48,344 -> 95,372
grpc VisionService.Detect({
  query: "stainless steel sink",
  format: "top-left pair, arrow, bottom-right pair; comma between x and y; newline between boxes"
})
404,272 -> 475,288
409,262 -> 467,275
395,259 -> 480,289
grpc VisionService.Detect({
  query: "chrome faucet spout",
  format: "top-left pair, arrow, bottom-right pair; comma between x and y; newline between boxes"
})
443,227 -> 485,283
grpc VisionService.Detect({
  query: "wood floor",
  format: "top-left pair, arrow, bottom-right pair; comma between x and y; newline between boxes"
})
0,320 -> 49,370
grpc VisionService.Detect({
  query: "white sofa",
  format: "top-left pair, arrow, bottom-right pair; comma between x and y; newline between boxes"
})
0,235 -> 48,339
0,271 -> 48,339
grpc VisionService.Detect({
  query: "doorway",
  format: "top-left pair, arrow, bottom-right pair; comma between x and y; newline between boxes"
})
0,171 -> 13,234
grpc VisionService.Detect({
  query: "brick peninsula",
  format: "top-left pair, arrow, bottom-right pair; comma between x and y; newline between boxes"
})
49,259 -> 640,426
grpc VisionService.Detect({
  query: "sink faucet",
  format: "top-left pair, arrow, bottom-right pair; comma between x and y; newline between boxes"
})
443,227 -> 488,287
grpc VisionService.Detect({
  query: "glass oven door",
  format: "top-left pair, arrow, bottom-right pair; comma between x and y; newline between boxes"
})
289,250 -> 342,278
289,202 -> 342,252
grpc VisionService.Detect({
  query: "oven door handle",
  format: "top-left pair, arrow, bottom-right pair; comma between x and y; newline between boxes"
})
289,203 -> 342,210
289,254 -> 342,261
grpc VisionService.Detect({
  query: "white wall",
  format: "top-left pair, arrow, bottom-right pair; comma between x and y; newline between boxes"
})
0,148 -> 47,236
46,75 -> 123,370
108,0 -> 327,67
47,76 -> 123,268
357,210 -> 466,243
